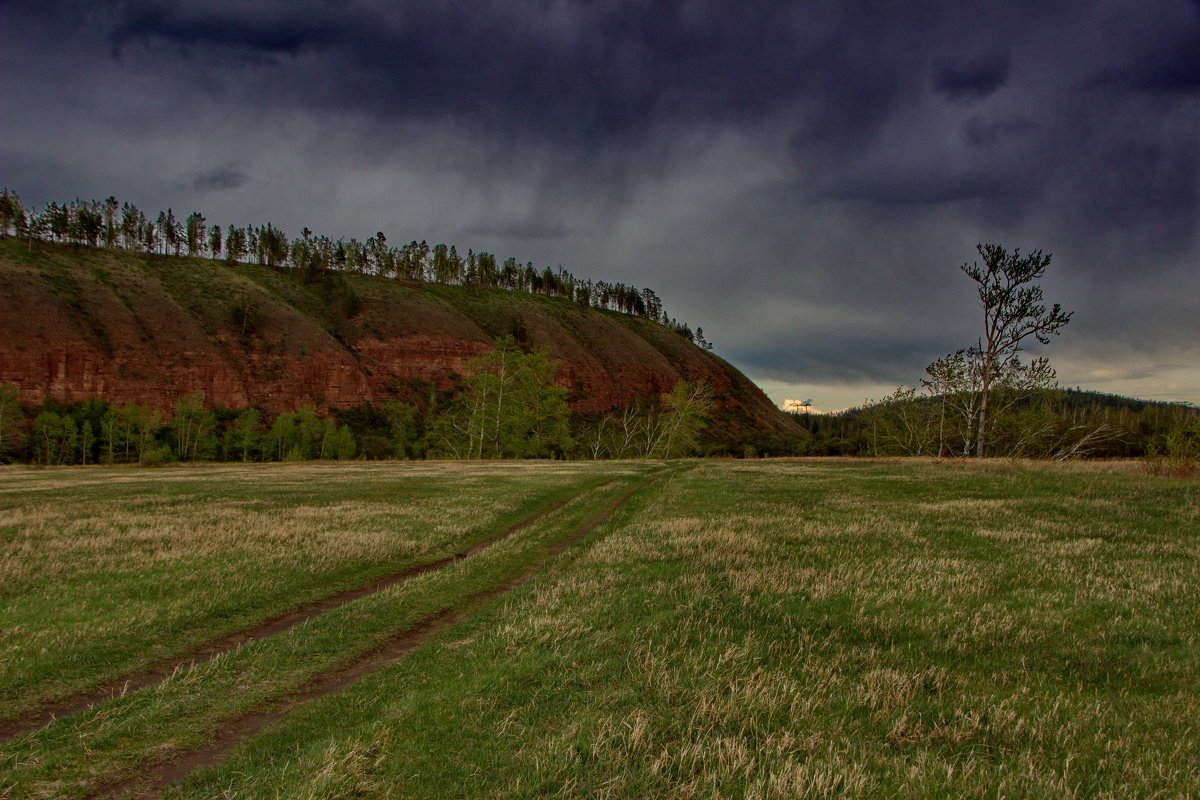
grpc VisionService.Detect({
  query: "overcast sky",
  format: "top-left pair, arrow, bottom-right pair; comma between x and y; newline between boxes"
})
3,1 -> 1198,410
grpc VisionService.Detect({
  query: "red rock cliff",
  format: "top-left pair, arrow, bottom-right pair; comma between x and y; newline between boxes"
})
0,240 -> 801,442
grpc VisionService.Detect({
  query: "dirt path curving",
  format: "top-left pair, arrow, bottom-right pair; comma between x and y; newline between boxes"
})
91,476 -> 658,800
0,486 -> 600,744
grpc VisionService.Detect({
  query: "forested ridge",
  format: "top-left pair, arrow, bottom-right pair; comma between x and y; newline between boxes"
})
0,188 -> 712,348
0,228 -> 802,465
2,190 -> 1194,470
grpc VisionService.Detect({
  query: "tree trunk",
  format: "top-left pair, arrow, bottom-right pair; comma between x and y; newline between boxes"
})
975,351 -> 993,458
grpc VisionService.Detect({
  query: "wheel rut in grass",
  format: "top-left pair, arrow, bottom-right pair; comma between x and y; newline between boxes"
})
91,475 -> 660,800
0,485 -> 600,744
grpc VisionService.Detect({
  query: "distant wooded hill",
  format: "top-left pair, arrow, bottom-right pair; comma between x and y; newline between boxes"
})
789,389 -> 1197,458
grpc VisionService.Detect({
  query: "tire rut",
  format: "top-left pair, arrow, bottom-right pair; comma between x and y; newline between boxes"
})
90,475 -> 658,800
1,485 -> 599,744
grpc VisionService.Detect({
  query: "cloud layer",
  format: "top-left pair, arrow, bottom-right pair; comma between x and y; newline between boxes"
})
4,0 -> 1198,407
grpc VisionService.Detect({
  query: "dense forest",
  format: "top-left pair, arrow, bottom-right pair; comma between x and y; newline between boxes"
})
0,189 -> 712,349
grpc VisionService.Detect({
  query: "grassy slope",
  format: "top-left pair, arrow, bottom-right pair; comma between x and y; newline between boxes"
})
2,460 -> 1197,798
0,238 -> 802,444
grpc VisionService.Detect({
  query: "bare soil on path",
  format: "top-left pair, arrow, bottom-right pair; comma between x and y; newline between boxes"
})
89,476 -> 657,799
0,489 -> 585,743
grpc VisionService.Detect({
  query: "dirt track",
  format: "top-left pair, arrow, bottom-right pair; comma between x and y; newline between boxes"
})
0,490 -> 583,744
83,475 -> 658,799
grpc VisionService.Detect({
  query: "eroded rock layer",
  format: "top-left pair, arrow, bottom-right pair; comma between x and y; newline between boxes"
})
0,240 -> 801,443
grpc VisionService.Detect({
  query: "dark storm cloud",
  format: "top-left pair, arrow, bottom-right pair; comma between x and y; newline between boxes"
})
1084,1 -> 1200,94
102,1 -> 809,133
316,2 -> 825,145
733,335 -> 944,388
107,1 -> 342,57
462,221 -> 575,243
96,0 -> 927,156
4,0 -> 1199,405
191,163 -> 251,192
819,166 -> 1035,207
961,116 -> 1036,147
932,53 -> 1012,102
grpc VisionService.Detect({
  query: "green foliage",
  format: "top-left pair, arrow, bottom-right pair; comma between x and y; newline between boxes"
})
185,212 -> 207,257
576,380 -> 713,459
228,295 -> 260,335
1,392 -> 371,466
653,379 -> 715,458
257,223 -> 288,267
798,391 -> 1194,460
139,444 -> 173,467
207,224 -> 223,259
382,400 -> 420,459
4,187 -> 707,344
227,407 -> 263,462
102,401 -> 162,464
73,397 -> 107,465
0,188 -> 23,236
855,244 -> 1079,460
1145,414 -> 1200,478
331,424 -> 356,460
225,226 -> 247,262
266,406 -> 312,461
842,245 -> 1082,459
171,392 -> 218,462
31,410 -> 77,466
265,405 -> 357,461
425,337 -> 572,459
857,387 -> 932,457
0,382 -> 24,462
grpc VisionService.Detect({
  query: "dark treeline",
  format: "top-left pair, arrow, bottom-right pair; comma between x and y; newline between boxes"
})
0,189 -> 713,350
789,389 -> 1200,462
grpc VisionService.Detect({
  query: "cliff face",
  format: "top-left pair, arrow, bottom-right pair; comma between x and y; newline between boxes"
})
0,239 -> 802,443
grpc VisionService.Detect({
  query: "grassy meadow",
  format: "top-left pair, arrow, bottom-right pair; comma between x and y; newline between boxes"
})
1,458 -> 1197,798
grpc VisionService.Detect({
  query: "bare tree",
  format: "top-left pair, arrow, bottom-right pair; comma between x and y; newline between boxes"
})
959,244 -> 1072,456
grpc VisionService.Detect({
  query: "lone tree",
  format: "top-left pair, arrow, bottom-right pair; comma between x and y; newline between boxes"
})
958,243 -> 1072,457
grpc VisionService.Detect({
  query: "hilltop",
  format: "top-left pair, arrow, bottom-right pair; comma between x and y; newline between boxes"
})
0,238 -> 802,451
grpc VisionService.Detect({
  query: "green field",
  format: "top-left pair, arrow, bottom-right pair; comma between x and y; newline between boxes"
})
1,459 -> 1197,798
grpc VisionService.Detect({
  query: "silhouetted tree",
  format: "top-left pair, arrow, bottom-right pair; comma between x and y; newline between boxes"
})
955,244 -> 1072,456
208,224 -> 223,259
0,189 -> 23,236
185,212 -> 207,256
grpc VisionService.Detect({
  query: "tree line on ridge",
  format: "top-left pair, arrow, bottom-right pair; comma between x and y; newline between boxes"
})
0,188 -> 713,350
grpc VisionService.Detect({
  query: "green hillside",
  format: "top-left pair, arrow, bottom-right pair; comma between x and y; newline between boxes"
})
0,238 -> 803,457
